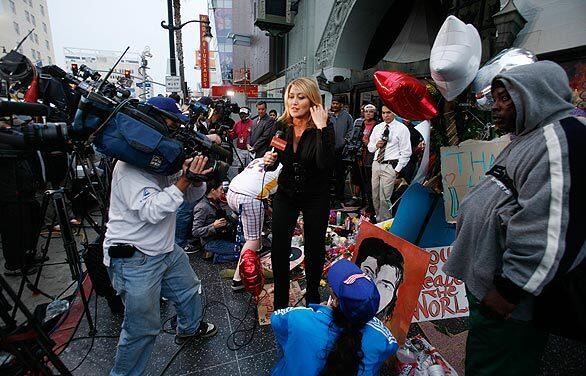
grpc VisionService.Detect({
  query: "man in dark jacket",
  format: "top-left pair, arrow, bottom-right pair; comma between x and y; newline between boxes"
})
247,101 -> 275,159
192,179 -> 238,263
330,95 -> 354,206
444,61 -> 586,374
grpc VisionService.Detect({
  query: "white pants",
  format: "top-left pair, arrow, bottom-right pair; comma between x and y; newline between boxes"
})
371,161 -> 396,222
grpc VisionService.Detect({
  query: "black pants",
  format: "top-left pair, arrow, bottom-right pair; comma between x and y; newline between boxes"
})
271,190 -> 330,309
333,149 -> 346,201
0,200 -> 41,271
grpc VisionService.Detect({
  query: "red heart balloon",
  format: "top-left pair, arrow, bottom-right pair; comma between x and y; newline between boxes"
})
239,249 -> 264,297
374,71 -> 439,120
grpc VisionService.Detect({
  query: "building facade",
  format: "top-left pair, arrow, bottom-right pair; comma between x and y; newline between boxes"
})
63,47 -> 141,98
0,0 -> 56,65
256,0 -> 585,116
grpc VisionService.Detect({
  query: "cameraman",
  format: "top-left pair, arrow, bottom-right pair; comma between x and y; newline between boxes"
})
104,156 -> 218,373
229,107 -> 253,167
0,118 -> 42,276
192,179 -> 238,263
354,104 -> 378,211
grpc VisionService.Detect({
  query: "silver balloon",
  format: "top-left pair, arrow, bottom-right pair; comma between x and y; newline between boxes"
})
472,48 -> 538,110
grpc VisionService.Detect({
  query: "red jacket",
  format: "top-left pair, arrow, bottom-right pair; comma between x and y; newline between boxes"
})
230,119 -> 253,149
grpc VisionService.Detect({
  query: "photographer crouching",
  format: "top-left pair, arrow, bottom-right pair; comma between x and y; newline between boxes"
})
104,110 -> 218,375
192,179 -> 238,263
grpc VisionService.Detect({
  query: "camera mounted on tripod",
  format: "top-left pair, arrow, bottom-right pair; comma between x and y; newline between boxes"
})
0,45 -> 231,178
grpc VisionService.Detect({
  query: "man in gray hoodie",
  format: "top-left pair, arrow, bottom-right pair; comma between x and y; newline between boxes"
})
444,61 -> 585,374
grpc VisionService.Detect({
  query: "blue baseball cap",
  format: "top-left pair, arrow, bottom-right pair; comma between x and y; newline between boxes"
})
327,259 -> 380,324
147,96 -> 189,122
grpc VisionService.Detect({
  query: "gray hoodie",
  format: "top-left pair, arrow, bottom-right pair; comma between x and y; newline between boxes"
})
443,61 -> 586,320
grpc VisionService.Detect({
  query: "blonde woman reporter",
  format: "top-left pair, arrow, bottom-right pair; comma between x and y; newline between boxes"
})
264,77 -> 335,309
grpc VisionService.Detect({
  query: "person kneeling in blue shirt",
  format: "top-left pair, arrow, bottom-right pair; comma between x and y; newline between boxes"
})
270,259 -> 398,375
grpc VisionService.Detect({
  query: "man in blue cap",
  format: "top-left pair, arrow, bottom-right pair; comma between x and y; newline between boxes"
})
148,96 -> 188,120
105,96 -> 219,376
270,259 -> 398,375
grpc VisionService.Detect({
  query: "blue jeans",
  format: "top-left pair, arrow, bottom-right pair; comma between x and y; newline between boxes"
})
204,239 -> 239,263
107,245 -> 203,376
175,200 -> 197,247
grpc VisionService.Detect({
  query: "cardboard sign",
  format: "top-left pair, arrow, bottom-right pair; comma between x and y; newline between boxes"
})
257,281 -> 304,325
440,136 -> 509,223
412,246 -> 468,322
352,222 -> 430,345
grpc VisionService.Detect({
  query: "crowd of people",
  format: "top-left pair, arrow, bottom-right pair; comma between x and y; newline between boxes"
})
2,59 -> 584,376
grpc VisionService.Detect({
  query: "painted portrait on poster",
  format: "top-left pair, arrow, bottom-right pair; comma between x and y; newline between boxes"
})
352,222 -> 430,345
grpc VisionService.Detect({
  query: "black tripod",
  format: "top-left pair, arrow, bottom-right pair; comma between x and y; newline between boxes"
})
9,146 -> 109,333
29,188 -> 95,334
0,274 -> 71,375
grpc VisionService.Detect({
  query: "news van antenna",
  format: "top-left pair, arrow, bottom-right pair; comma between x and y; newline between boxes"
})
14,29 -> 34,51
98,46 -> 130,92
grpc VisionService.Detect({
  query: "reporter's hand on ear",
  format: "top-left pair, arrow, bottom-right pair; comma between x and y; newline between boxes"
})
310,104 -> 328,130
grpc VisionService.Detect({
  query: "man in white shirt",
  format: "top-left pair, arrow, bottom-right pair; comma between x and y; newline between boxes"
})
105,155 -> 218,372
367,105 -> 412,222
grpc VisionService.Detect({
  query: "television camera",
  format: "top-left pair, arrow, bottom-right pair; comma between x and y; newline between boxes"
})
341,118 -> 365,164
0,49 -> 231,178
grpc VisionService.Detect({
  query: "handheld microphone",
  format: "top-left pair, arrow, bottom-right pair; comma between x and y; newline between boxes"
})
381,126 -> 390,142
269,130 -> 287,153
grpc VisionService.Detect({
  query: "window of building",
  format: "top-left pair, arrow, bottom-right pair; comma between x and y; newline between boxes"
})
13,22 -> 20,35
45,40 -> 50,49
33,33 -> 38,44
31,14 -> 36,26
42,22 -> 47,33
48,56 -> 52,64
9,0 -> 16,14
25,10 -> 30,22
40,4 -> 45,15
31,49 -> 35,59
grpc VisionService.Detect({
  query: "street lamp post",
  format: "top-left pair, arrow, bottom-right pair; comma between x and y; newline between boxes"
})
161,8 -> 213,99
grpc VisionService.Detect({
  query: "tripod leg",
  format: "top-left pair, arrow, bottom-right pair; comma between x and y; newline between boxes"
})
52,190 -> 96,334
31,193 -> 56,290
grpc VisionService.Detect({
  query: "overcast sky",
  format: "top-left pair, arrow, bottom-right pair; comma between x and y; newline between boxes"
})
47,0 -> 211,96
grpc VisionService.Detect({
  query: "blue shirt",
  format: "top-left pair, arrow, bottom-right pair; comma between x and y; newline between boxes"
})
271,304 -> 398,375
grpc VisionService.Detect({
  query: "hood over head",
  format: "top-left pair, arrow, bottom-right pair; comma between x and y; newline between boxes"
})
492,61 -> 573,135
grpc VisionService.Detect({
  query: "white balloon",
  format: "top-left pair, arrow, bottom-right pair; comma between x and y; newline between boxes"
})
430,16 -> 482,101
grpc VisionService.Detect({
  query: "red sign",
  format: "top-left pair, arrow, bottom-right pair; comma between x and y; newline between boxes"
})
211,84 -> 259,98
199,14 -> 210,89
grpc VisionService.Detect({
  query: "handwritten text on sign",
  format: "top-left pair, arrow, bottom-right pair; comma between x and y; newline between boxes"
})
412,247 -> 468,322
440,136 -> 509,223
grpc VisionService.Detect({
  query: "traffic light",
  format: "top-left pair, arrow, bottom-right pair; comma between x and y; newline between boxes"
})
71,63 -> 78,75
124,69 -> 131,78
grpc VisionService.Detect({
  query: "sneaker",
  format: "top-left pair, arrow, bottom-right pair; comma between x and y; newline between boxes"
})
4,266 -> 38,277
175,321 -> 217,345
231,280 -> 245,292
183,244 -> 199,254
